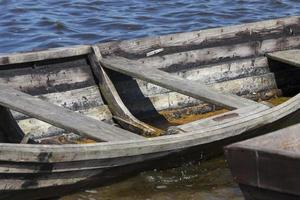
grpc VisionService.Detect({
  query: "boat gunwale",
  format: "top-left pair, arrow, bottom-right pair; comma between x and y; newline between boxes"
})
0,15 -> 299,163
0,15 -> 299,66
0,94 -> 299,163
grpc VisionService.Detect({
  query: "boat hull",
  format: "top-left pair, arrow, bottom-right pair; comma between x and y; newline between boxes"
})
225,118 -> 300,200
2,108 -> 300,200
239,184 -> 300,200
0,16 -> 299,199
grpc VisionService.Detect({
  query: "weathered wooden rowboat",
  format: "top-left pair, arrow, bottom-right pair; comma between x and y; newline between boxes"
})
225,122 -> 300,200
0,16 -> 300,199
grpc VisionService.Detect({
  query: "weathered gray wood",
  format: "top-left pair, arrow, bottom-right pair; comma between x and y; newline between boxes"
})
225,122 -> 300,198
109,73 -> 279,119
175,104 -> 269,133
98,16 -> 300,56
89,47 -> 162,135
119,72 -> 277,100
0,16 -> 300,200
100,56 -> 259,109
227,122 -> 300,154
267,49 -> 300,68
17,105 -> 113,139
0,85 -> 144,142
11,85 -> 110,120
176,57 -> 269,83
125,36 -> 300,71
88,46 -> 162,136
0,56 -> 98,99
0,45 -> 91,66
0,93 -> 299,163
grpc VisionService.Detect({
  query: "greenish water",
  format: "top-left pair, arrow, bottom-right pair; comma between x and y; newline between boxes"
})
61,157 -> 243,200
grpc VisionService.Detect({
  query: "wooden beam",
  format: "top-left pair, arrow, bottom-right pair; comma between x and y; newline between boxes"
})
100,57 -> 259,109
0,45 -> 91,66
266,49 -> 300,68
0,85 -> 144,142
88,46 -> 163,136
116,36 -> 300,71
98,16 -> 300,56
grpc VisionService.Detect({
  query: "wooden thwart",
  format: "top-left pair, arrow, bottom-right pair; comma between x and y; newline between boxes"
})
266,49 -> 300,67
0,85 -> 144,142
100,56 -> 259,109
88,46 -> 162,136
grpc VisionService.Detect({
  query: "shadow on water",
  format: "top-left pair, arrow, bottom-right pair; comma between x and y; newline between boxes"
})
60,157 -> 244,200
58,103 -> 300,200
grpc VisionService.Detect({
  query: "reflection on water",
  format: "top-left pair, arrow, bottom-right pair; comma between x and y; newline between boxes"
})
61,157 -> 243,200
0,0 -> 299,53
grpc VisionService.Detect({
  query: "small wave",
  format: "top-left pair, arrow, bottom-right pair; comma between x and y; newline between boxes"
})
0,0 -> 299,53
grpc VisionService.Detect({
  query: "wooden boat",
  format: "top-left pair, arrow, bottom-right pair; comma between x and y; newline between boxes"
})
0,16 -> 299,199
225,122 -> 300,200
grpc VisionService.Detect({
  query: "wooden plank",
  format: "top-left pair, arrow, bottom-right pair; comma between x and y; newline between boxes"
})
12,86 -> 112,123
267,49 -> 300,68
116,72 -> 277,99
88,46 -> 163,136
0,45 -> 91,66
0,57 -> 97,96
0,85 -> 144,142
100,56 -> 259,109
227,122 -> 300,154
109,74 -> 279,118
0,91 -> 299,163
123,36 -> 300,71
98,16 -> 300,56
225,123 -> 300,197
17,105 -> 113,139
175,104 -> 269,133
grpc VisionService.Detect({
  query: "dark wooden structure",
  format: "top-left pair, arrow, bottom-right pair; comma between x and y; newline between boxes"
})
0,16 -> 299,199
225,123 -> 300,200
226,48 -> 300,200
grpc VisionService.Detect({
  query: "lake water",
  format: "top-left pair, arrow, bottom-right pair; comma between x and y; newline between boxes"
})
0,0 -> 299,54
1,0 -> 300,199
61,157 -> 243,200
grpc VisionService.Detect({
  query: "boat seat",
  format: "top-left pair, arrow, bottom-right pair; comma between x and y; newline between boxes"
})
0,51 -> 118,141
266,49 -> 300,68
100,56 -> 260,110
0,84 -> 144,142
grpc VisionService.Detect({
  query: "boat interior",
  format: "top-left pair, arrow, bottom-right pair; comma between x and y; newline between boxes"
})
0,16 -> 299,145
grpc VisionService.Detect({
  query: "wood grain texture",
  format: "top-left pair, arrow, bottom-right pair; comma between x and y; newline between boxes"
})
100,56 -> 259,109
121,35 -> 300,71
225,123 -> 300,198
0,85 -> 144,142
17,105 -> 113,139
115,72 -> 277,100
227,122 -> 300,154
0,57 -> 97,96
0,45 -> 91,66
88,46 -> 162,136
0,16 -> 299,200
97,16 -> 300,57
0,92 -> 299,163
267,49 -> 300,68
11,86 -> 110,121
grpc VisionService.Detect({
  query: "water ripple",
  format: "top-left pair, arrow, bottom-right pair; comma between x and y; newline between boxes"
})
0,0 -> 299,53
